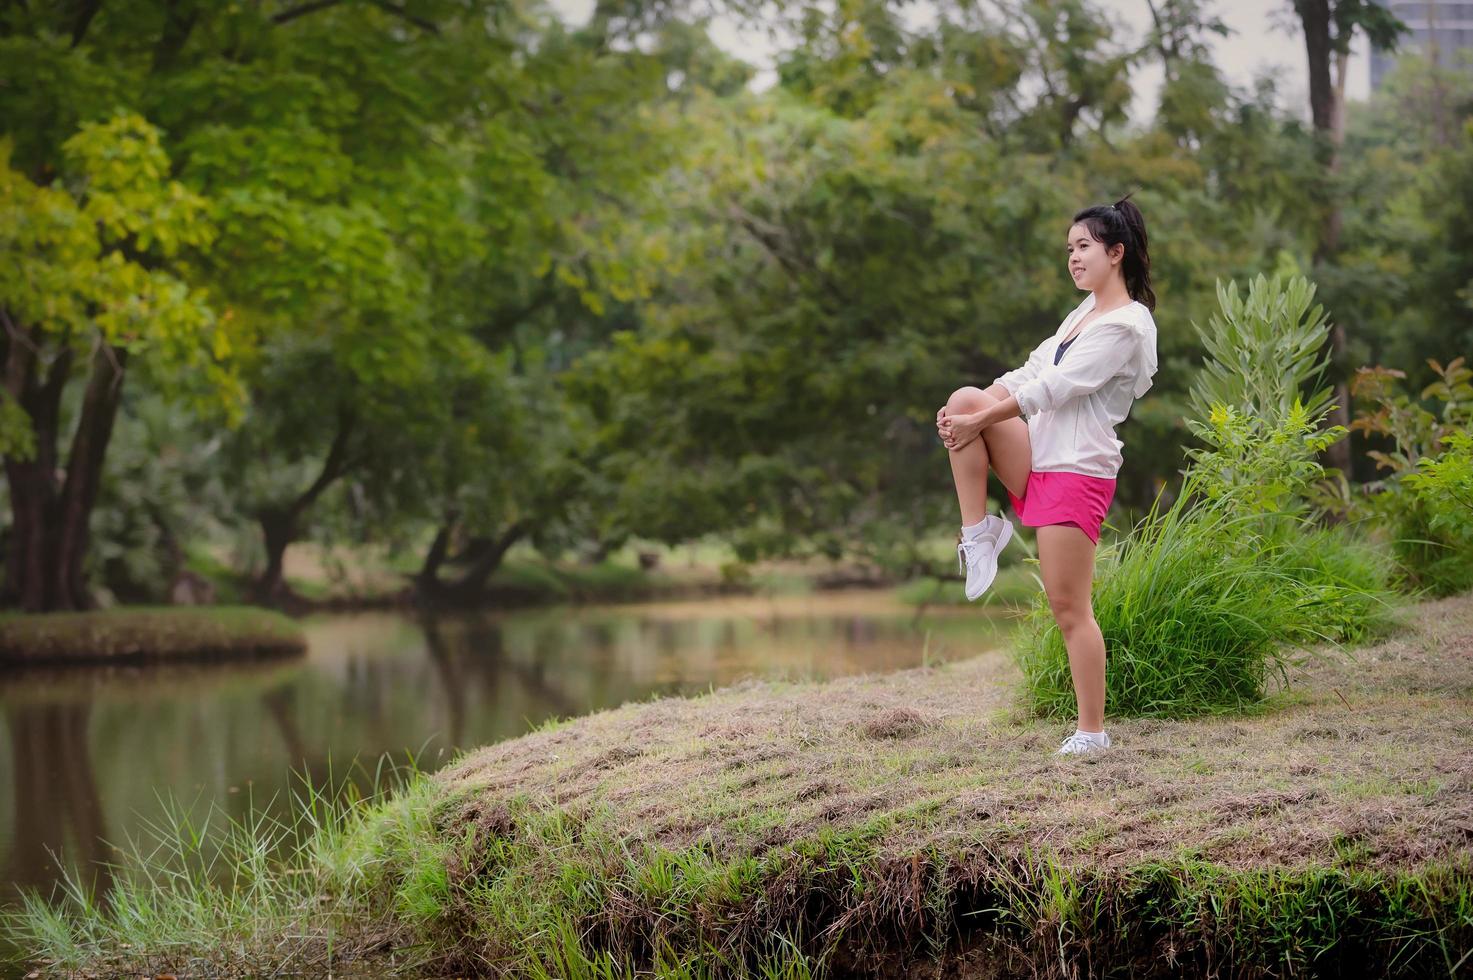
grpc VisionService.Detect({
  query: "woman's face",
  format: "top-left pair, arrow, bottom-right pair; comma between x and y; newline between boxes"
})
1066,222 -> 1123,292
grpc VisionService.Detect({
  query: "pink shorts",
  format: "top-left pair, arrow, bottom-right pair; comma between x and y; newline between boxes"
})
1005,471 -> 1116,545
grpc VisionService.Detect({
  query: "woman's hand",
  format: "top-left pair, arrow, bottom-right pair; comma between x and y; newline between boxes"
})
937,408 -> 983,451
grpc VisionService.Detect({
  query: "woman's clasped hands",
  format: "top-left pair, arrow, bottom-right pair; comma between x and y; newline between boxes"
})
935,406 -> 983,452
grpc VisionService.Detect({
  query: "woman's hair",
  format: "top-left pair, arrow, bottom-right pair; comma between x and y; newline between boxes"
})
1071,193 -> 1155,312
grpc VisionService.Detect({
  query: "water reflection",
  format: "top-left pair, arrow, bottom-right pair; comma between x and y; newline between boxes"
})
0,591 -> 1013,904
5,704 -> 111,898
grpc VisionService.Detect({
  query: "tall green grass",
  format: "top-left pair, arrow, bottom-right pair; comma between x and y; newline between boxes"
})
1015,467 -> 1403,719
3,756 -> 431,977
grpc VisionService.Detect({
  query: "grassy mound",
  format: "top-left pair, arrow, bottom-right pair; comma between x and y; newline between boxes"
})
0,605 -> 306,665
8,593 -> 1472,977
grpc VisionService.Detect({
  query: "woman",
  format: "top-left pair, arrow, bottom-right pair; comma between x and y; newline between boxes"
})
936,195 -> 1159,756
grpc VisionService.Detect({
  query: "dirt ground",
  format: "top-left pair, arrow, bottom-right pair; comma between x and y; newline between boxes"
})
437,590 -> 1473,877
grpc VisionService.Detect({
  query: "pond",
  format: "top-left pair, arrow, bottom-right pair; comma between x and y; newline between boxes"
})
0,590 -> 1017,907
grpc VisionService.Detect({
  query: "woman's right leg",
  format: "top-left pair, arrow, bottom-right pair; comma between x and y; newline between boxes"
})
944,386 -> 1031,523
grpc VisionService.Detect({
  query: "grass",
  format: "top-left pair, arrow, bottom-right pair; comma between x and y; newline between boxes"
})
0,605 -> 307,665
1016,471 -> 1407,720
8,589 -> 1472,977
7,756 -> 434,976
1387,504 -> 1473,599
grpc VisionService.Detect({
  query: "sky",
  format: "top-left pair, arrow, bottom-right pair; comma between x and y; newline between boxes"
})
545,0 -> 1375,124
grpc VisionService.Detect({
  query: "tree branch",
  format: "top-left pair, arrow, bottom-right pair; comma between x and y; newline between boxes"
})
367,0 -> 438,33
727,201 -> 851,311
152,0 -> 200,73
272,0 -> 340,25
272,0 -> 439,33
69,0 -> 104,48
290,406 -> 357,521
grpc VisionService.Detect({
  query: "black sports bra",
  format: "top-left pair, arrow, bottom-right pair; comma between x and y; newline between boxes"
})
1054,333 -> 1079,364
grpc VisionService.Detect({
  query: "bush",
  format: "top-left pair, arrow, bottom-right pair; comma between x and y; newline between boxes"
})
1015,466 -> 1396,719
1328,358 -> 1473,596
1399,426 -> 1473,595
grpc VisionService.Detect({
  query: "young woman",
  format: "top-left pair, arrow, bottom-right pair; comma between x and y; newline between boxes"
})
935,195 -> 1159,756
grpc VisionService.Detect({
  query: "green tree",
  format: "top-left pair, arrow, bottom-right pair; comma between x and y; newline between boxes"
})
1142,0 -> 1231,146
2,0 -> 684,606
0,116 -> 239,611
564,0 -> 1338,565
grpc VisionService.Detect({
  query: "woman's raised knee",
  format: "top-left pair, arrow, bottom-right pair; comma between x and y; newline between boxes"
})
947,386 -> 996,415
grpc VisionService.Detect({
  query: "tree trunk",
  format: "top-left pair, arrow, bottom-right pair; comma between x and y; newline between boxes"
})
414,513 -> 458,592
252,407 -> 357,603
452,520 -> 529,595
1299,0 -> 1336,133
54,342 -> 129,609
2,318 -> 129,612
1297,0 -> 1354,488
416,518 -> 531,604
2,322 -> 63,611
256,507 -> 297,602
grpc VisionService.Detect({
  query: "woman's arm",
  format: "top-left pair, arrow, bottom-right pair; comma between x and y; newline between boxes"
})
991,340 -> 1053,399
1010,321 -> 1139,417
939,390 -> 1022,450
982,383 -> 1014,405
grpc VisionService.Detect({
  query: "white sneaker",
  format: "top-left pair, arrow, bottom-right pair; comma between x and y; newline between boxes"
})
1055,730 -> 1111,756
957,515 -> 1012,600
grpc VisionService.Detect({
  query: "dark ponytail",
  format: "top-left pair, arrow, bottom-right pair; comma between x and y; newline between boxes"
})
1070,192 -> 1156,312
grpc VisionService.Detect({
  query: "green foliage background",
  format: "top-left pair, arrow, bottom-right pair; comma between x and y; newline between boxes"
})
1,0 -> 1470,602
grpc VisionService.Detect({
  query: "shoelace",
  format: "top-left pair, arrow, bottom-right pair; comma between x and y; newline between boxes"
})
957,536 -> 993,573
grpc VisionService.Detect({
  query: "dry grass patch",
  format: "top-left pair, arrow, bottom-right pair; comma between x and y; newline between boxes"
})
374,593 -> 1473,975
436,591 -> 1473,878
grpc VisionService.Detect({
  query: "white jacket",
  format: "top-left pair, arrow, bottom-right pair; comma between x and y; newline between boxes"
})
992,294 -> 1159,479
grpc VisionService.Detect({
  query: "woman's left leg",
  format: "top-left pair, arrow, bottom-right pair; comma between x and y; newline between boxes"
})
1036,524 -> 1105,732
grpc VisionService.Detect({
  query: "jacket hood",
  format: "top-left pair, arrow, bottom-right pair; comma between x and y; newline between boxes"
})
1072,295 -> 1158,398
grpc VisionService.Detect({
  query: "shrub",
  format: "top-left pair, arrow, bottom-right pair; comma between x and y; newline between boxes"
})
1324,358 -> 1473,596
1399,426 -> 1473,595
1017,441 -> 1396,720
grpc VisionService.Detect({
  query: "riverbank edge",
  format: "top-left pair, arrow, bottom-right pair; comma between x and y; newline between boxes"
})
0,605 -> 307,665
332,781 -> 1469,979
183,539 -> 948,614
9,778 -> 1468,979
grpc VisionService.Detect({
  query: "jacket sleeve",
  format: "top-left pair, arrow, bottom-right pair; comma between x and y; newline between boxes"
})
1010,321 -> 1140,417
991,336 -> 1056,401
